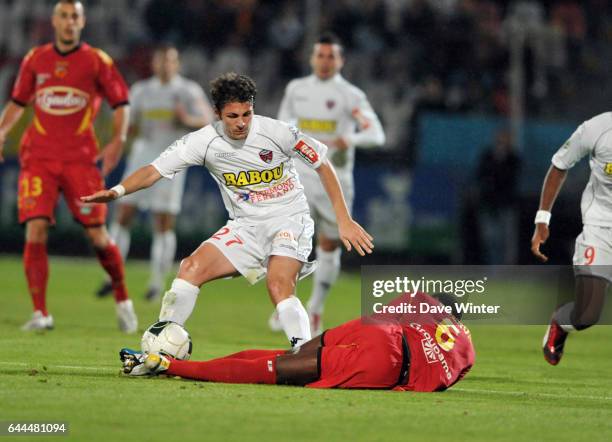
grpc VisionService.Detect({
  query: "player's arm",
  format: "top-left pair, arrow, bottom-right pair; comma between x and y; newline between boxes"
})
531,119 -> 596,262
0,101 -> 26,162
97,104 -> 130,176
316,159 -> 374,256
335,93 -> 385,150
81,164 -> 162,203
531,165 -> 567,262
176,94 -> 214,129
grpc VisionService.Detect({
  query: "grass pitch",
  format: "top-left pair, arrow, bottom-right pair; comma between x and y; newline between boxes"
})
0,255 -> 611,442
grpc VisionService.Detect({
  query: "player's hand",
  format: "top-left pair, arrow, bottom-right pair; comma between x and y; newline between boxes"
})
331,136 -> 349,150
338,218 -> 374,256
0,129 -> 6,163
531,223 -> 550,262
96,138 -> 124,176
80,189 -> 119,203
352,108 -> 371,130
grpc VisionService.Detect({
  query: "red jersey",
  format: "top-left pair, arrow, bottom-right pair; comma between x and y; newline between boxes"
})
11,42 -> 129,164
387,292 -> 475,392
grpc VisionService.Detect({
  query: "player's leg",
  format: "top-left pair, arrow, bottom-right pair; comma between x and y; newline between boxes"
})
306,233 -> 342,335
145,212 -> 177,301
96,203 -> 137,297
267,255 -> 312,348
84,225 -> 138,333
18,161 -> 59,330
543,226 -> 611,365
158,241 -> 239,325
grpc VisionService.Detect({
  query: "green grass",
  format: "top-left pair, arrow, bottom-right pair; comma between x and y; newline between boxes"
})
0,255 -> 611,442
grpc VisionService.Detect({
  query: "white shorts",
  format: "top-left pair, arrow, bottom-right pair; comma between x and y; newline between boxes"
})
299,169 -> 354,240
572,224 -> 612,282
121,164 -> 186,215
204,212 -> 316,285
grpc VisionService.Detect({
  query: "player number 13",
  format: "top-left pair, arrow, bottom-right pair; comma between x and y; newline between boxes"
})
20,176 -> 43,197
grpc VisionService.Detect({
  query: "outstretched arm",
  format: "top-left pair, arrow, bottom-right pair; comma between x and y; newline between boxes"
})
0,101 -> 25,162
531,165 -> 568,262
81,164 -> 162,203
316,159 -> 374,256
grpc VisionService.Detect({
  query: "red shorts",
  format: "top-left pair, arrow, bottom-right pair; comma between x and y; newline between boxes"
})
307,319 -> 404,389
18,159 -> 107,226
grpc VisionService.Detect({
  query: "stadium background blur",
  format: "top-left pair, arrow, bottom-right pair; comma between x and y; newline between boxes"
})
0,0 -> 611,266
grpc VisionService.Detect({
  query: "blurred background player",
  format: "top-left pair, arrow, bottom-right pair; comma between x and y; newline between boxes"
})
121,292 -> 474,393
96,45 -> 214,302
271,32 -> 385,335
82,73 -> 374,349
0,0 -> 136,332
532,112 -> 612,365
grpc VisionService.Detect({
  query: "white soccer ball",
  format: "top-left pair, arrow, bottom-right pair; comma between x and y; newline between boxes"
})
141,321 -> 192,360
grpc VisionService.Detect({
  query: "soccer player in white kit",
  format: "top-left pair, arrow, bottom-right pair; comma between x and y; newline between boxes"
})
272,33 -> 385,334
82,73 -> 374,348
532,112 -> 612,365
96,45 -> 214,301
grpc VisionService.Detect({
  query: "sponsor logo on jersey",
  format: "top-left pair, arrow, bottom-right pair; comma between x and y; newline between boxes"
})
293,140 -> 319,164
36,73 -> 51,86
298,119 -> 337,133
604,163 -> 612,175
238,178 -> 296,203
215,152 -> 237,159
411,322 -> 453,380
36,86 -> 89,115
421,338 -> 439,364
326,99 -> 336,109
259,149 -> 273,164
223,163 -> 284,187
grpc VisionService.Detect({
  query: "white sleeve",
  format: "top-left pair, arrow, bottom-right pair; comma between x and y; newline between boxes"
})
552,120 -> 598,170
279,122 -> 328,170
343,89 -> 386,149
277,82 -> 297,125
151,132 -> 206,179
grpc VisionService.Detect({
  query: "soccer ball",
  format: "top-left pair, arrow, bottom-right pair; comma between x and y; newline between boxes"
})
141,321 -> 192,360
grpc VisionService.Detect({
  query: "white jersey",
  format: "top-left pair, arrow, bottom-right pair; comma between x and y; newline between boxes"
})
552,112 -> 612,227
278,74 -> 385,182
129,75 -> 212,165
151,115 -> 328,223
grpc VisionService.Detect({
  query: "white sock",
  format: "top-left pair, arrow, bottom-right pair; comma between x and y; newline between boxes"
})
307,247 -> 341,315
276,296 -> 311,347
553,302 -> 576,332
109,222 -> 131,261
159,278 -> 199,325
149,230 -> 177,291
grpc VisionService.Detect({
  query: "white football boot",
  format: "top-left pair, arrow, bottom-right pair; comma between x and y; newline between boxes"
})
21,311 -> 54,331
116,300 -> 138,334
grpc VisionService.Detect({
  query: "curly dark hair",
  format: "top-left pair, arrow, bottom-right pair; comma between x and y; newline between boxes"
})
210,73 -> 257,111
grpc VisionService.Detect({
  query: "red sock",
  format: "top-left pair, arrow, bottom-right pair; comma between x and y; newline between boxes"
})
167,353 -> 282,384
23,242 -> 49,315
95,243 -> 128,302
221,349 -> 286,360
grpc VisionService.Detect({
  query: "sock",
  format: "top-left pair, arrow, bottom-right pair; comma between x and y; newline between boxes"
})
553,302 -> 576,332
95,243 -> 128,302
167,354 -> 278,384
23,242 -> 49,316
307,247 -> 341,315
109,222 -> 131,261
149,230 -> 176,291
159,278 -> 199,325
276,296 -> 311,347
221,349 -> 286,360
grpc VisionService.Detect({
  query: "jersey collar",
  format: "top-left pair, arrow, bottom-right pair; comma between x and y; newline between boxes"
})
244,115 -> 260,145
53,42 -> 82,57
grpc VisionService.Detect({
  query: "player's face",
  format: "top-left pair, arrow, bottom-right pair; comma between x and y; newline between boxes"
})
52,2 -> 86,47
310,43 -> 344,80
152,49 -> 180,83
218,102 -> 253,140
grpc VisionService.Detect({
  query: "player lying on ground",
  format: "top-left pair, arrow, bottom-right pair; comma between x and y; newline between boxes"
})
121,292 -> 475,392
82,73 -> 373,349
532,112 -> 612,365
